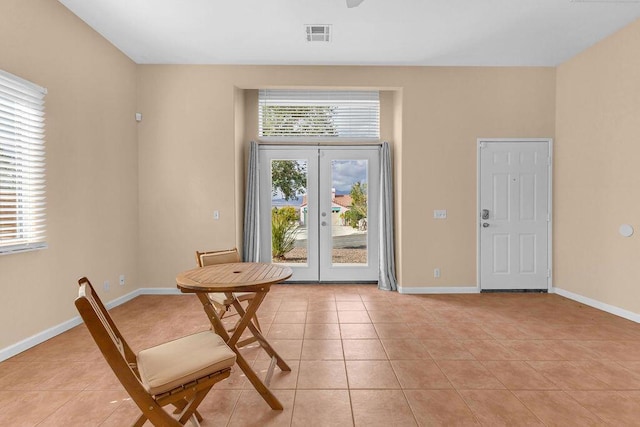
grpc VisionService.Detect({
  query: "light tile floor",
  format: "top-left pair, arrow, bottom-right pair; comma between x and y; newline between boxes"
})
2,285 -> 640,426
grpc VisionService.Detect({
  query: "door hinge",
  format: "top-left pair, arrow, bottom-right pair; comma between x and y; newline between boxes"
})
547,269 -> 551,278
547,157 -> 551,166
479,142 -> 485,149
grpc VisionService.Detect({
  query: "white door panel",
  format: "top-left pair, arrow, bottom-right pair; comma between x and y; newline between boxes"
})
319,148 -> 379,282
259,148 -> 319,281
479,140 -> 551,290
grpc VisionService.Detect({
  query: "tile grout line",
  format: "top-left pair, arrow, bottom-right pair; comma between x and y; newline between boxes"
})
224,387 -> 243,427
334,297 -> 357,427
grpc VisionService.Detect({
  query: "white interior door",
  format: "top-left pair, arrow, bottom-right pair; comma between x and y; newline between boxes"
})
259,146 -> 379,282
478,139 -> 551,291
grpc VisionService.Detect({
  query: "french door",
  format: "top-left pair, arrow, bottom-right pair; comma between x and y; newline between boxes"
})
259,146 -> 380,282
478,139 -> 552,291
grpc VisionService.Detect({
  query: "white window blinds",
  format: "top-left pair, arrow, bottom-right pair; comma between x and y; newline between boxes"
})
0,70 -> 47,254
259,90 -> 380,139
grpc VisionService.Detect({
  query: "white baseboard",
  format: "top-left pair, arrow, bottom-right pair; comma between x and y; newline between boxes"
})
0,287 -> 182,362
136,287 -> 183,295
104,288 -> 142,309
398,285 -> 479,294
0,316 -> 85,363
552,286 -> 640,324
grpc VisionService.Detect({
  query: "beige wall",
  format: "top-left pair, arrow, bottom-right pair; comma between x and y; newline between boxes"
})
0,0 -> 138,349
399,67 -> 556,287
392,90 -> 404,282
233,87 -> 246,251
136,67 -> 239,284
136,65 -> 556,288
20,0 -> 640,356
555,20 -> 640,314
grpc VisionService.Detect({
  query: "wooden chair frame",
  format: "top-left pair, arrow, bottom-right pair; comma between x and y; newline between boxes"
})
195,248 -> 261,347
75,277 -> 231,426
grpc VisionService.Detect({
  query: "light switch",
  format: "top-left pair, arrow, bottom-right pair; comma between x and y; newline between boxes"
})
213,210 -> 220,220
434,209 -> 447,219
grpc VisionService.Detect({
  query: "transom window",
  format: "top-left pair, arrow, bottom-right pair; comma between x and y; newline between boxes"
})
258,89 -> 379,140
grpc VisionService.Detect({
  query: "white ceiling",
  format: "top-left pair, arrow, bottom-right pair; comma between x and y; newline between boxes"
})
58,0 -> 640,66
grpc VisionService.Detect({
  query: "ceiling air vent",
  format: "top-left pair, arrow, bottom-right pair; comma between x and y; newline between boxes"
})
305,25 -> 331,42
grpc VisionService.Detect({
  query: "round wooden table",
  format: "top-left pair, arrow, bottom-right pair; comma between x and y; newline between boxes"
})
177,262 -> 292,410
176,262 -> 292,293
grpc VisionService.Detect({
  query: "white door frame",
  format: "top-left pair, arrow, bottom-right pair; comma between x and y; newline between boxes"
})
476,138 -> 553,291
259,144 -> 380,282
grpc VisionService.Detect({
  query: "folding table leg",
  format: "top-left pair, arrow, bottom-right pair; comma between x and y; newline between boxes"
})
236,350 -> 284,410
230,296 -> 291,372
194,292 -> 284,410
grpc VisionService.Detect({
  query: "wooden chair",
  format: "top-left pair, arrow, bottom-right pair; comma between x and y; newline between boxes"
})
195,248 -> 262,345
74,277 -> 236,426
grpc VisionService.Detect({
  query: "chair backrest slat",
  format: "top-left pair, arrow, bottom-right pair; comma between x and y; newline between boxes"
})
81,285 -> 125,356
196,248 -> 240,267
77,277 -> 137,365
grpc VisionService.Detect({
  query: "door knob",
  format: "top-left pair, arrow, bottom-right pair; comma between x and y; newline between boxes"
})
482,223 -> 490,228
321,221 -> 327,226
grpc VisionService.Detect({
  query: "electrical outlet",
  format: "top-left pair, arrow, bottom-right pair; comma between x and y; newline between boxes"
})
433,210 -> 447,219
434,268 -> 440,278
103,280 -> 110,292
119,275 -> 125,286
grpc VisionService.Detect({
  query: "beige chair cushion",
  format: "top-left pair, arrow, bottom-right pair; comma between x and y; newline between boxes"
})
208,291 -> 254,306
137,331 -> 236,395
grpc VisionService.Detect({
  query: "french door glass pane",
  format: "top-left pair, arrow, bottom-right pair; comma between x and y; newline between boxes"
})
331,159 -> 368,265
271,159 -> 308,265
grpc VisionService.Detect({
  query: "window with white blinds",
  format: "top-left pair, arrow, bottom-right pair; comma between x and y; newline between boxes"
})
258,90 -> 380,139
0,70 -> 47,254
